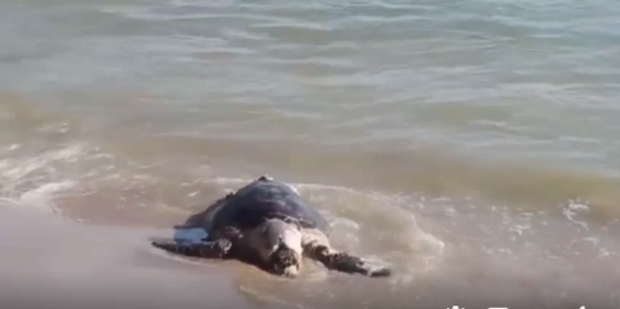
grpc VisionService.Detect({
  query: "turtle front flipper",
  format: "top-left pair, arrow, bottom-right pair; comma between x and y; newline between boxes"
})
313,248 -> 391,277
302,229 -> 391,278
152,238 -> 234,259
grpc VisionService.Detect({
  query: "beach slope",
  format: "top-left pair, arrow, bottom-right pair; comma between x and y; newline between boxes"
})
0,202 -> 257,309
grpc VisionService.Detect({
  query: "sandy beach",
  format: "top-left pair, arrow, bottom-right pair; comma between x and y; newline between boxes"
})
0,202 -> 266,309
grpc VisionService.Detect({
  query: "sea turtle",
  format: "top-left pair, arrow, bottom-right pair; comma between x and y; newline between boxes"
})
151,175 -> 392,278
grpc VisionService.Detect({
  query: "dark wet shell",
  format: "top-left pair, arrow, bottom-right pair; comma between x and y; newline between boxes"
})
203,177 -> 330,234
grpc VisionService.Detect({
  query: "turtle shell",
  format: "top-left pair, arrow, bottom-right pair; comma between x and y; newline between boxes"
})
202,177 -> 330,234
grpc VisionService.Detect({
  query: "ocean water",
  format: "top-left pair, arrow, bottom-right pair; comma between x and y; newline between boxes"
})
0,0 -> 619,308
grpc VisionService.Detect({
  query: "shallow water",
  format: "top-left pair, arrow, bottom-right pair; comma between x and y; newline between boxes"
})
1,0 -> 619,308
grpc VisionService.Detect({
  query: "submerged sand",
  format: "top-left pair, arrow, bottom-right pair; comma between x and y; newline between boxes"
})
0,202 -> 267,309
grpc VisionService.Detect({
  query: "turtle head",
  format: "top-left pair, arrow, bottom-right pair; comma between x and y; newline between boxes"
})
252,218 -> 303,277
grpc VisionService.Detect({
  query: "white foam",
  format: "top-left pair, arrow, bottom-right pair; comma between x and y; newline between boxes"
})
509,223 -> 532,236
0,143 -> 91,213
561,200 -> 590,231
18,181 -> 76,213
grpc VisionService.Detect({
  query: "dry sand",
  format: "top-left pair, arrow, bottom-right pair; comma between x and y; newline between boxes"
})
0,202 -> 264,309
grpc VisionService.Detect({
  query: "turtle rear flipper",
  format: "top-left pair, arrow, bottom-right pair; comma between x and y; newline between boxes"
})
152,238 -> 234,259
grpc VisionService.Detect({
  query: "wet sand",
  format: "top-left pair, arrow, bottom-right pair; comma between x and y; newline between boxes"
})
0,202 -> 264,309
2,174 -> 618,309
